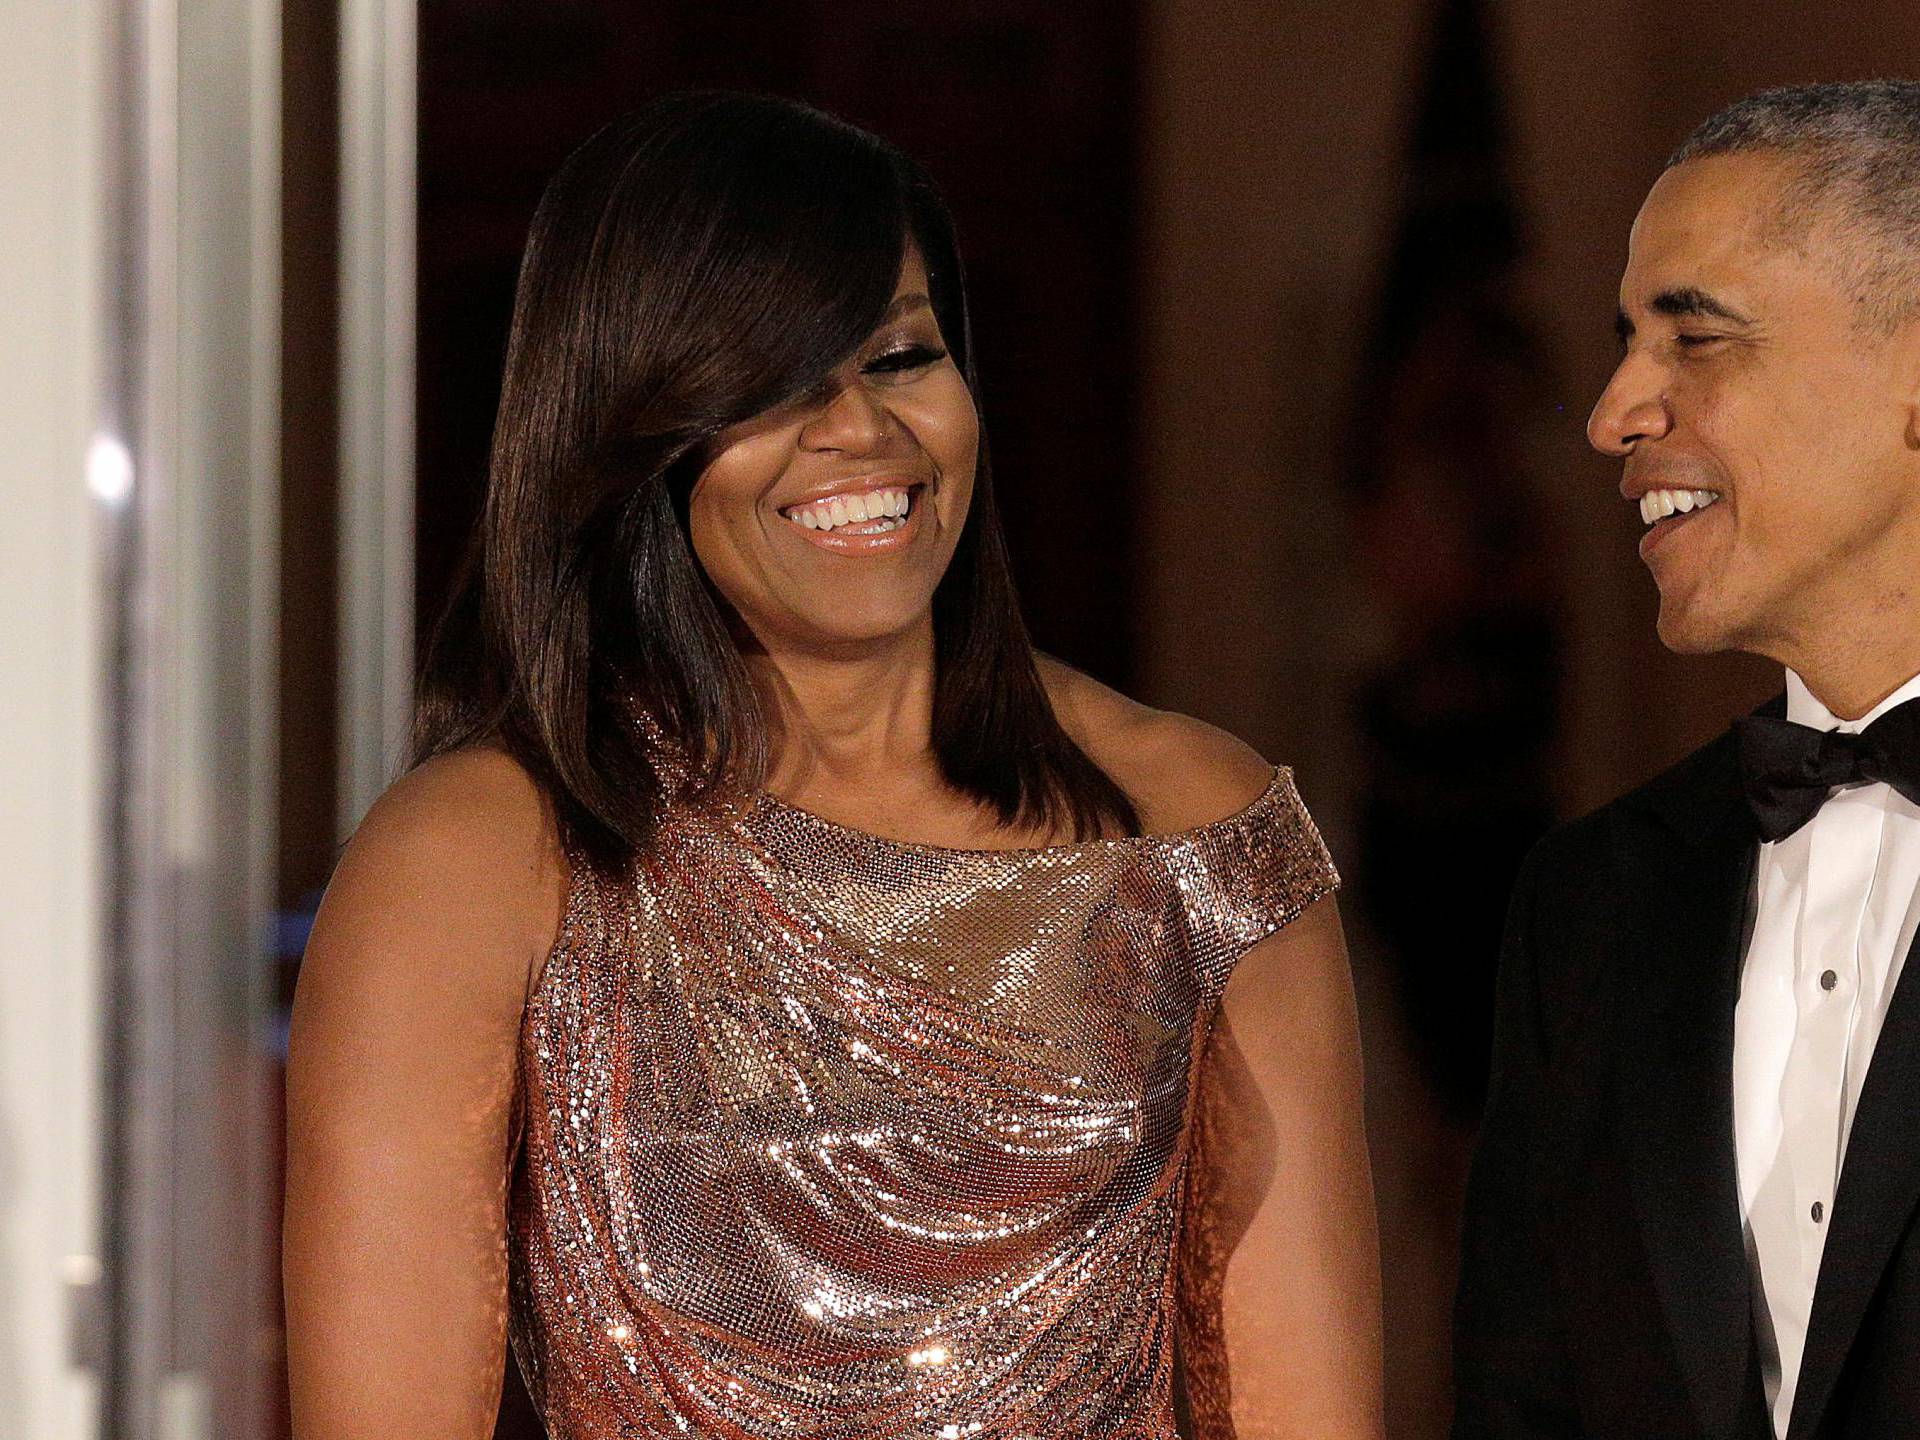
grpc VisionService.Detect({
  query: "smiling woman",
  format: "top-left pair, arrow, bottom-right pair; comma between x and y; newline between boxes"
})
281,91 -> 1382,1440
405,90 -> 1135,863
687,247 -> 979,665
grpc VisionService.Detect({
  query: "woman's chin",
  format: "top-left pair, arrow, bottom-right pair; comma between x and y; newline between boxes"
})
764,603 -> 938,656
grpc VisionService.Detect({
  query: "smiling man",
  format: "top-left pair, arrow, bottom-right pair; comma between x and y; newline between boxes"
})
1454,82 -> 1920,1440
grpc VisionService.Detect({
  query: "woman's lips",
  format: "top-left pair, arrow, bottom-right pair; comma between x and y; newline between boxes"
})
776,483 -> 928,555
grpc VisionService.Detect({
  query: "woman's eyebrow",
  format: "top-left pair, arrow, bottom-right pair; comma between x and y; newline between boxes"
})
880,291 -> 933,322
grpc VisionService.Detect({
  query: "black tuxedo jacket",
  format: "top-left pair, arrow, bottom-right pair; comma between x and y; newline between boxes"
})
1452,707 -> 1920,1440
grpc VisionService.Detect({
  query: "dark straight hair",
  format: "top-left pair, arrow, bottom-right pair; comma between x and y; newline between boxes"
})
410,91 -> 1139,875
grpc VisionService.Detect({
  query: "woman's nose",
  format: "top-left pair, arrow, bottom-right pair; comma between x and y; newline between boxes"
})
798,379 -> 890,455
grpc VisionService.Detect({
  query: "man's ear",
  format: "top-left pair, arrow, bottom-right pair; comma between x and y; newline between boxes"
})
1894,314 -> 1920,451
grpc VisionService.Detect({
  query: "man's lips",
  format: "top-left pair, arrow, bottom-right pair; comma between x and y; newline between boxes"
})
1619,473 -> 1725,563
1637,495 -> 1720,561
1629,484 -> 1722,526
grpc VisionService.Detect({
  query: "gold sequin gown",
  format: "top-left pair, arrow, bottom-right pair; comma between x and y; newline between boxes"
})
506,767 -> 1337,1439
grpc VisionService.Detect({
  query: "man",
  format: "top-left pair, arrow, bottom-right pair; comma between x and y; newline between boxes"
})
1453,82 -> 1920,1440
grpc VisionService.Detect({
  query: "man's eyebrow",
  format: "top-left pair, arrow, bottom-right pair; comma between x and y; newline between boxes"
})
1616,287 -> 1754,346
1648,286 -> 1753,325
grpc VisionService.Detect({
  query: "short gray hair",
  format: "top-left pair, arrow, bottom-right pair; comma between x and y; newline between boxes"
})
1668,80 -> 1920,332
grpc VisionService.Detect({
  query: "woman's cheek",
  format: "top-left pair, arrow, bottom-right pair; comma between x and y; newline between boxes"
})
911,383 -> 979,497
686,489 -> 757,615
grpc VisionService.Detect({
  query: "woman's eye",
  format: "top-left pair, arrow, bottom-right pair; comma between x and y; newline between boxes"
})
863,343 -> 947,377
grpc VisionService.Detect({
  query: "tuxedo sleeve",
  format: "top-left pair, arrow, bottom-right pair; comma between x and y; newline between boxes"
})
1451,836 -> 1582,1438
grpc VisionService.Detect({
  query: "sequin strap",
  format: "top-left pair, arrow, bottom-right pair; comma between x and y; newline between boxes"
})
1167,766 -> 1339,997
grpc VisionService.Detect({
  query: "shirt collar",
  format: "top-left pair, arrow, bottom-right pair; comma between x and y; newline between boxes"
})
1785,668 -> 1920,733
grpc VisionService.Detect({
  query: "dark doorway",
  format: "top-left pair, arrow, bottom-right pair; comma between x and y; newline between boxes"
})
415,6 -> 1141,1434
418,1 -> 1142,687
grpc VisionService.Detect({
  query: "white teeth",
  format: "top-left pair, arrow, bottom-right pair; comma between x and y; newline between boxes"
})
782,486 -> 915,534
1637,487 -> 1721,526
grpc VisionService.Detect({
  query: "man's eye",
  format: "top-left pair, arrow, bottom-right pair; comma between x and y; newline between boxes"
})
863,344 -> 947,376
1675,333 -> 1723,350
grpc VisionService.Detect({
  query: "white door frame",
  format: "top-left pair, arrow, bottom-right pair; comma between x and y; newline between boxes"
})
336,0 -> 417,836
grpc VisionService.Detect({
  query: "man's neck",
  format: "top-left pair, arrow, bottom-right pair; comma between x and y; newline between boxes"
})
1767,523 -> 1920,720
1775,626 -> 1920,722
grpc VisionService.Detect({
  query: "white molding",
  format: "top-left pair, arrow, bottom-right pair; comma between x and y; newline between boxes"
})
337,0 -> 418,837
85,0 -> 282,1430
0,0 -> 109,1430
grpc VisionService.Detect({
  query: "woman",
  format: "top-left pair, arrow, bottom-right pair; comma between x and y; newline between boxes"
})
284,92 -> 1382,1439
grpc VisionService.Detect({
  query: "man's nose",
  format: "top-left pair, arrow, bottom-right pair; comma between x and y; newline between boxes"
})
798,379 -> 890,454
1586,356 -> 1671,456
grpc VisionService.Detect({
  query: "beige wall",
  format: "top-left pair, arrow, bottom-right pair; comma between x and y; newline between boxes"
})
1137,0 -> 1430,852
1136,9 -> 1920,1433
1139,0 -> 1920,821
1503,0 -> 1920,808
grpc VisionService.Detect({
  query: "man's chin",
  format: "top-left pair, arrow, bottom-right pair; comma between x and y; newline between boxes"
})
1653,596 -> 1735,655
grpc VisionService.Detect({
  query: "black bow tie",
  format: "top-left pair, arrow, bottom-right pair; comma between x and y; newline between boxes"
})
1733,696 -> 1920,842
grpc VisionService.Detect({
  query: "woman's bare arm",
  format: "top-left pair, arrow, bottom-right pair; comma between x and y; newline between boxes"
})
283,749 -> 565,1439
1183,897 -> 1386,1439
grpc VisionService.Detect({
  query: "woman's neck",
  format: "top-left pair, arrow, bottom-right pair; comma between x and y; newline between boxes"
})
746,625 -> 941,794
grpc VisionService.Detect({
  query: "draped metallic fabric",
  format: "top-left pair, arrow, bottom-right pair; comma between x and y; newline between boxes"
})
506,767 -> 1337,1439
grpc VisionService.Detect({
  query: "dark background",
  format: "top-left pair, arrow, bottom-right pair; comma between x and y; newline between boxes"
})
415,0 -> 1140,684
425,9 -> 1140,1432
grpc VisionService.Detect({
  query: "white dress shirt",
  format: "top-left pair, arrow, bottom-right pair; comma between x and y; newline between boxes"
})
1734,668 -> 1920,1438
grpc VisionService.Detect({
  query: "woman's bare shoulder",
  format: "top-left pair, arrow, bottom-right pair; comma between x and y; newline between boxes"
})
309,742 -> 568,1006
1036,654 -> 1276,836
283,744 -> 569,1431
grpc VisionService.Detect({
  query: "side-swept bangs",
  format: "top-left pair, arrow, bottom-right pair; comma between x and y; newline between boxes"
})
413,91 -> 1135,873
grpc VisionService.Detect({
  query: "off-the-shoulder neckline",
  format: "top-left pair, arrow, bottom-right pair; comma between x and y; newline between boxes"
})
745,765 -> 1289,861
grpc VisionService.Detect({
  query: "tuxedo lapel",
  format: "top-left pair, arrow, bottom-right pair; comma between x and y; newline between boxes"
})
1616,735 -> 1763,1440
1787,918 -> 1920,1440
